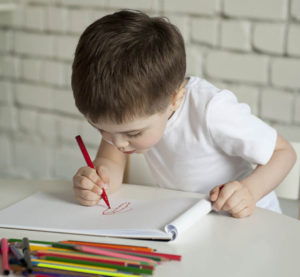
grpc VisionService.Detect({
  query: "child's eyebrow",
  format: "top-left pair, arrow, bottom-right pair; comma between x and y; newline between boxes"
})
87,121 -> 146,134
120,128 -> 145,134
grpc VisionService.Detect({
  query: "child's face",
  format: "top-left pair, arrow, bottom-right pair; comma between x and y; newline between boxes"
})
89,106 -> 173,154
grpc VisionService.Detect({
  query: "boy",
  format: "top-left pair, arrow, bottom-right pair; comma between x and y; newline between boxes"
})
72,10 -> 296,218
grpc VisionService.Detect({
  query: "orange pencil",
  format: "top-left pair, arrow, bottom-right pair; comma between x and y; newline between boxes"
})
59,240 -> 154,253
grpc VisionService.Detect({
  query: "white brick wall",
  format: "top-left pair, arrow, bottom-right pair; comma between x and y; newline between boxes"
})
0,0 -> 299,180
261,88 -> 293,123
223,0 -> 288,20
47,6 -> 68,32
291,0 -> 300,20
0,136 -> 12,175
271,58 -> 300,89
287,24 -> 300,56
164,0 -> 219,15
14,32 -> 54,57
206,51 -> 269,84
220,20 -> 251,51
191,18 -> 219,46
253,23 -> 285,54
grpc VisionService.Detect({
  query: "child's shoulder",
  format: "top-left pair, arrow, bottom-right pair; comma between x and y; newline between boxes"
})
185,76 -> 237,107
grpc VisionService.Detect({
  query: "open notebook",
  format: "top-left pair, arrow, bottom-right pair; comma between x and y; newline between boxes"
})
0,188 -> 212,241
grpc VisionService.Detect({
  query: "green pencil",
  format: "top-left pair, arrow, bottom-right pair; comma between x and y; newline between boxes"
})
8,238 -> 54,245
43,256 -> 153,275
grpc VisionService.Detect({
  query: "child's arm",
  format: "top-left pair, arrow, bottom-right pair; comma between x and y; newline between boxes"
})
73,139 -> 127,206
210,134 -> 297,218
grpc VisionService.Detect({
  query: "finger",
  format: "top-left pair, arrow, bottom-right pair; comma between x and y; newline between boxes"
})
227,199 -> 247,214
96,167 -> 110,193
76,195 -> 100,206
78,167 -> 103,186
97,167 -> 110,183
73,175 -> 100,193
213,185 -> 236,211
210,187 -> 220,202
74,188 -> 101,202
232,207 -> 252,218
222,192 -> 244,211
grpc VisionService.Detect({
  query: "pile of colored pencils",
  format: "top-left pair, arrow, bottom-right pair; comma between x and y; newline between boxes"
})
1,238 -> 181,276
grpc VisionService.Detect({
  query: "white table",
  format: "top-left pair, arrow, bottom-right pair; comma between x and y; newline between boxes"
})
1,179 -> 300,277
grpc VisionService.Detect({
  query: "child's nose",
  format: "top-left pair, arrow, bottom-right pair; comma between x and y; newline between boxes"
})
112,135 -> 129,149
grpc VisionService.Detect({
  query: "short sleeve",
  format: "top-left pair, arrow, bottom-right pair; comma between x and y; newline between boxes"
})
206,90 -> 277,165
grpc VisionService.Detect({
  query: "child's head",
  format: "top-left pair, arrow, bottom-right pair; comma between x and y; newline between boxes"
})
72,10 -> 186,123
72,10 -> 186,153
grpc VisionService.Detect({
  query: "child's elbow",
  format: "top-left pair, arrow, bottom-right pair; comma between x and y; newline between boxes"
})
289,144 -> 297,166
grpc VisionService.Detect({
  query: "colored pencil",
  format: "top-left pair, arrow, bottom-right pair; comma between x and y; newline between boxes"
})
10,244 -> 26,266
11,263 -> 106,277
59,241 -> 154,253
9,239 -> 154,254
1,238 -> 10,275
30,244 -> 76,252
9,239 -> 54,245
22,237 -> 33,273
75,135 -> 111,209
31,271 -> 99,277
34,274 -> 66,277
74,245 -> 155,264
32,259 -> 116,272
42,256 -> 153,275
11,264 -> 100,277
104,248 -> 181,261
31,259 -> 141,277
57,242 -> 180,261
35,250 -> 155,269
49,243 -> 157,265
53,243 -> 162,262
30,269 -> 100,277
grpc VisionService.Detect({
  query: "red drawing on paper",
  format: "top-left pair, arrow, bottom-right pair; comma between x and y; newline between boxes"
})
102,202 -> 132,215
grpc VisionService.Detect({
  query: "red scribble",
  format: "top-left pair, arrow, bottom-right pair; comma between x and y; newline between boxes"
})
102,202 -> 132,215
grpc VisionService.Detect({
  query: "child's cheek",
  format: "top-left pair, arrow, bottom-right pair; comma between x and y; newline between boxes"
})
134,132 -> 163,149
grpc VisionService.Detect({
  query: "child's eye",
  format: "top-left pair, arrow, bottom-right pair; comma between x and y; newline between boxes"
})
127,132 -> 142,138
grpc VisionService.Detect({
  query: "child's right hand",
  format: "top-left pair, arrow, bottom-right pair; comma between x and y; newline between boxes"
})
73,165 -> 110,206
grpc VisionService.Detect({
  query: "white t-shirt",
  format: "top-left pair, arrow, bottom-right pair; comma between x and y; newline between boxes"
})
144,77 -> 281,213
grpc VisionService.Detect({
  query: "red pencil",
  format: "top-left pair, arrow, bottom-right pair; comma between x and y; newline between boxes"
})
75,135 -> 111,209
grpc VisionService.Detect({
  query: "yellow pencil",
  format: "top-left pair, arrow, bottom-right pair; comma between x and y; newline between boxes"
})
31,259 -> 141,277
30,245 -> 76,252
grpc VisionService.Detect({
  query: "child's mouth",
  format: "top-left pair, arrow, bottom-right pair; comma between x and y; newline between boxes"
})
123,150 -> 136,154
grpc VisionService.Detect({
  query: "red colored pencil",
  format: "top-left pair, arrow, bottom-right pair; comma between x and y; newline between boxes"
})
75,135 -> 111,209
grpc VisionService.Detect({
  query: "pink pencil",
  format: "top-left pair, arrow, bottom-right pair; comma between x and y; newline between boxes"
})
74,245 -> 156,264
1,238 -> 10,275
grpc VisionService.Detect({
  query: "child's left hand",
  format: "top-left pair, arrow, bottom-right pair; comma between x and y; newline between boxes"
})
209,181 -> 256,218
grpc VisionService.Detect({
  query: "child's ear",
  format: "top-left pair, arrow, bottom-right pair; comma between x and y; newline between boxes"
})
171,86 -> 186,110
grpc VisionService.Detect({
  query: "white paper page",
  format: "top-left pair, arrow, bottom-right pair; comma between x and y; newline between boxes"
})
0,189 -> 199,240
165,197 -> 212,240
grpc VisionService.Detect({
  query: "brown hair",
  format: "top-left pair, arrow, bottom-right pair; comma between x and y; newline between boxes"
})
72,10 -> 186,124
